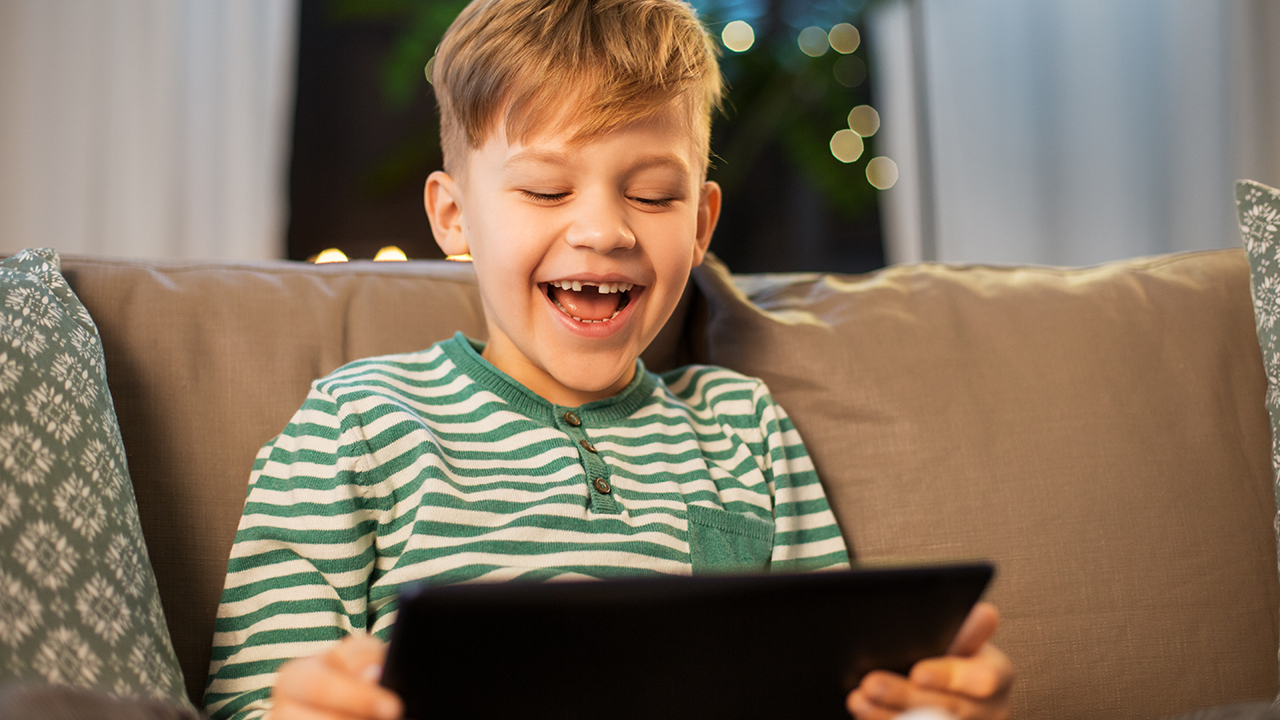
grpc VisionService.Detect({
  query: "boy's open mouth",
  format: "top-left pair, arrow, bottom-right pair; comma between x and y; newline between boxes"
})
543,280 -> 637,323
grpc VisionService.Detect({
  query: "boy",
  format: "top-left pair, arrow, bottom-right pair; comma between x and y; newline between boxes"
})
204,0 -> 1014,718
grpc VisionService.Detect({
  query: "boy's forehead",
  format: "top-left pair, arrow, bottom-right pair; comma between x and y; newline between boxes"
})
471,98 -> 705,175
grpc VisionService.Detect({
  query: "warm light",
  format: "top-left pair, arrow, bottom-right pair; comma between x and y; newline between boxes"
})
373,245 -> 408,261
798,26 -> 829,57
866,157 -> 899,189
424,57 -> 435,84
829,129 -> 864,163
721,20 -> 755,53
833,55 -> 866,87
445,254 -> 473,262
828,23 -> 860,54
847,105 -> 881,137
314,248 -> 349,264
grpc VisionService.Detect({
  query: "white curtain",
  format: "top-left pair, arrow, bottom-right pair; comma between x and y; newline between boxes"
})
870,0 -> 1280,266
0,0 -> 298,260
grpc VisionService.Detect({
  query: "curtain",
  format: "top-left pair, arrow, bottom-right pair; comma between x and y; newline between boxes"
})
870,0 -> 1280,266
0,0 -> 298,260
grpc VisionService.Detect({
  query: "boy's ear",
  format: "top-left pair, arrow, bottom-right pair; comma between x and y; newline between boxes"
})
692,180 -> 722,267
425,171 -> 470,256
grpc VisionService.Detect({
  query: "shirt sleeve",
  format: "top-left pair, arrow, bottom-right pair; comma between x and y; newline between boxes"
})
753,383 -> 851,572
202,385 -> 381,720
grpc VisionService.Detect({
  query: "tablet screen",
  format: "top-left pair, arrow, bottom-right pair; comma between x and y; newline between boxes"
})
381,562 -> 994,720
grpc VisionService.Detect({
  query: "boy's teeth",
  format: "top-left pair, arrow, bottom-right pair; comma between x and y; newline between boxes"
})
549,280 -> 634,294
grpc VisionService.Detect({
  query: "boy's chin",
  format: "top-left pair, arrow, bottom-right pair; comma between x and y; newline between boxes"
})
544,354 -> 638,399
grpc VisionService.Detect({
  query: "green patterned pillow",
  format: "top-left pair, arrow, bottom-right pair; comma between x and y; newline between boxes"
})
1235,179 -> 1280,696
0,248 -> 187,703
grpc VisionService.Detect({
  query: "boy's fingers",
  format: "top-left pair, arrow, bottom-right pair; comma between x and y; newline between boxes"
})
852,671 -> 911,712
852,671 -> 1006,720
270,703 -> 375,720
846,687 -> 905,720
910,645 -> 1014,699
325,635 -> 389,680
948,602 -> 1000,657
274,654 -> 402,720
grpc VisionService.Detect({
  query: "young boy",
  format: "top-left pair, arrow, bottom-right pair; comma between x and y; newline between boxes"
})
203,0 -> 1014,718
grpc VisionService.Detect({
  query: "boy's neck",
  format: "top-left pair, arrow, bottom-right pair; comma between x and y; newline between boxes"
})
480,338 -> 636,407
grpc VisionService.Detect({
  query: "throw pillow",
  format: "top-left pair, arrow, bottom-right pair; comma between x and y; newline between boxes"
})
1234,178 -> 1280,698
0,248 -> 187,703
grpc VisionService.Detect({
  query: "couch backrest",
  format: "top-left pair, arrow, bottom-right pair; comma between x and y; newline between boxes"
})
59,256 -> 692,705
689,249 -> 1278,718
64,249 -> 1279,718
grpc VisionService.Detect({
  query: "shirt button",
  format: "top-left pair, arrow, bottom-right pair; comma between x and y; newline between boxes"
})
579,439 -> 597,453
564,411 -> 581,427
593,477 -> 612,494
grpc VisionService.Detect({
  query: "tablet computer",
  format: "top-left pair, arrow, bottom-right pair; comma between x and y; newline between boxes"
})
381,561 -> 994,720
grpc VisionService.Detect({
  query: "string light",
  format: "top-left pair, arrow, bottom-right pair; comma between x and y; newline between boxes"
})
828,23 -> 860,54
848,105 -> 881,137
374,246 -> 408,261
866,157 -> 899,189
721,21 -> 755,53
829,129 -> 864,163
314,248 -> 349,264
798,26 -> 829,57
833,55 -> 866,87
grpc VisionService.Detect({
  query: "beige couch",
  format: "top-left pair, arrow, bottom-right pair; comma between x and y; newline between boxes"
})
59,248 -> 1279,719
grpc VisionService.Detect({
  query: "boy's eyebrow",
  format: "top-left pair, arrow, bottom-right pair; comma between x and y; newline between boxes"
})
503,149 -> 690,175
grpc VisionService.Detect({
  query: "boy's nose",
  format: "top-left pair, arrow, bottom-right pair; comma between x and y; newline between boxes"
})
564,201 -> 637,253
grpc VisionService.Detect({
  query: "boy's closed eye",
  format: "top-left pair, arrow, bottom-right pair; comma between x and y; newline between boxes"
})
518,189 -> 572,203
515,188 -> 684,209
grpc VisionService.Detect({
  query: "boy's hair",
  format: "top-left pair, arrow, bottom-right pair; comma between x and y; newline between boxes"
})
432,0 -> 724,175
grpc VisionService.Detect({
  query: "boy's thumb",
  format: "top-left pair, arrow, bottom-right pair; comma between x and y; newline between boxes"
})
947,601 -> 999,657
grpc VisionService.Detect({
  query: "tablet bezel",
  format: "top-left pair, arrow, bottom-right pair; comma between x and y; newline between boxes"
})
381,561 -> 994,720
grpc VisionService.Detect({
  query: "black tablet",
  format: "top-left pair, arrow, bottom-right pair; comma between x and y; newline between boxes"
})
381,562 -> 994,720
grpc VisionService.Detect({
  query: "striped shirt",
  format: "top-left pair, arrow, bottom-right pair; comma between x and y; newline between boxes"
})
203,333 -> 849,720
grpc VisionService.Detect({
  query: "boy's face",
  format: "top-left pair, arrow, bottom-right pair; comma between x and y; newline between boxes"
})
425,102 -> 721,407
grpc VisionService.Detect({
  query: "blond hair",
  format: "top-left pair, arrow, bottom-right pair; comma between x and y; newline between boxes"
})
431,0 -> 724,175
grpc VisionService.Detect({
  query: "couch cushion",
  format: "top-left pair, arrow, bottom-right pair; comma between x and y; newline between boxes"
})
690,250 -> 1278,719
1235,178 -> 1280,700
0,249 -> 186,703
56,256 -> 692,705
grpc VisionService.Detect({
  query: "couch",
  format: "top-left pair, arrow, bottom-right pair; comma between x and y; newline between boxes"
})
50,247 -> 1279,718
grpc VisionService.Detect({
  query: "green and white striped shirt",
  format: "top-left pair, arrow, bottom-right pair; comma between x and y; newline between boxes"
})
204,333 -> 849,720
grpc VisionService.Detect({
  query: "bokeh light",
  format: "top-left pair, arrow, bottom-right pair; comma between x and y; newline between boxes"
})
424,57 -> 435,84
314,248 -> 349,264
722,20 -> 755,53
828,23 -> 860,54
374,245 -> 408,261
829,129 -> 864,163
847,105 -> 881,137
833,55 -> 866,87
866,157 -> 899,189
798,26 -> 829,57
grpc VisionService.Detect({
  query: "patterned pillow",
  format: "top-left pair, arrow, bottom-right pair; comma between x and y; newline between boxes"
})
1235,179 -> 1280,697
0,249 -> 187,703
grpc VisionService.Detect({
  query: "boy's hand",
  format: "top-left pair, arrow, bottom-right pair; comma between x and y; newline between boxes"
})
846,602 -> 1013,720
269,634 -> 403,720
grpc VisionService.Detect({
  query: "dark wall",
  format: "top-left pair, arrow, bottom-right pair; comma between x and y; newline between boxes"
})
286,0 -> 884,273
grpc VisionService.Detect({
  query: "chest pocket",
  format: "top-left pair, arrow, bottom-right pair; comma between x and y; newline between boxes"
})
687,504 -> 775,574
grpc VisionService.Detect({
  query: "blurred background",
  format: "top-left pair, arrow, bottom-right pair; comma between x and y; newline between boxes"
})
0,0 -> 1278,272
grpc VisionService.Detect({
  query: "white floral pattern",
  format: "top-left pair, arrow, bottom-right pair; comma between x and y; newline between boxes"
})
33,626 -> 102,686
1235,180 -> 1280,697
53,475 -> 107,541
76,573 -> 131,645
0,569 -> 43,647
0,249 -> 188,704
